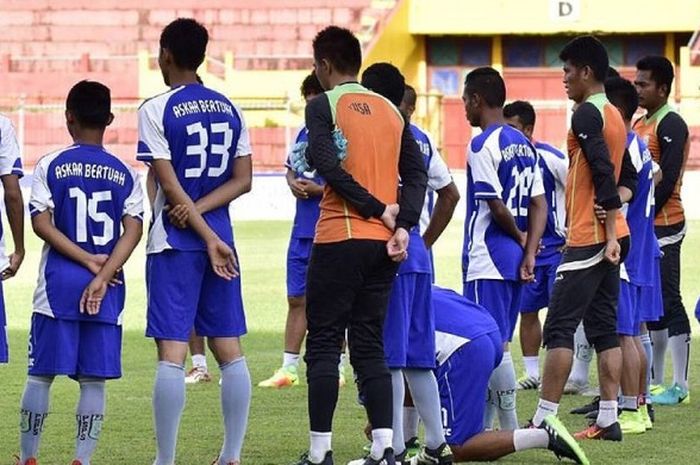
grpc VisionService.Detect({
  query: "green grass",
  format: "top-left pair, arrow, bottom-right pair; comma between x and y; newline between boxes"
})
1,219 -> 699,465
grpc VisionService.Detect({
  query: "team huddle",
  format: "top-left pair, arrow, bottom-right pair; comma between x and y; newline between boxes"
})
0,17 -> 692,465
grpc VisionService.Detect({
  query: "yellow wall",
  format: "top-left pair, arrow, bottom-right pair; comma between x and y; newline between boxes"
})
362,0 -> 426,88
410,0 -> 700,35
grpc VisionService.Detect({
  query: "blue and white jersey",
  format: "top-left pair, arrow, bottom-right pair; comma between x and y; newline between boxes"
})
410,124 -> 453,234
533,141 -> 567,265
0,115 -> 24,271
400,124 -> 453,275
285,126 -> 324,239
136,84 -> 252,254
29,144 -> 144,324
463,124 -> 544,282
621,132 -> 657,287
432,286 -> 500,365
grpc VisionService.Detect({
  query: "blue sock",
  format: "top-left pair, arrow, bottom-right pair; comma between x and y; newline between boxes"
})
75,378 -> 106,465
20,376 -> 53,462
153,362 -> 185,465
219,357 -> 251,464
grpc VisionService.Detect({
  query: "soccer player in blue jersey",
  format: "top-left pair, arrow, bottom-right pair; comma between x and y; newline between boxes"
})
17,80 -> 144,465
360,64 -> 459,465
503,101 -> 568,391
259,73 -> 339,388
461,68 -> 547,430
0,114 -> 25,364
137,19 -> 253,465
604,77 -> 657,433
431,286 -> 588,465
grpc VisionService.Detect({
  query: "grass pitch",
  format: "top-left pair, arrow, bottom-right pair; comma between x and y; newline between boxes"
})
0,219 -> 698,465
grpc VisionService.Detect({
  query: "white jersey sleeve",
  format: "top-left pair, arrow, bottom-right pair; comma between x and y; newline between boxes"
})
469,143 -> 502,199
426,139 -> 452,192
137,98 -> 171,161
123,169 -> 145,221
0,116 -> 22,177
29,157 -> 54,215
234,105 -> 252,158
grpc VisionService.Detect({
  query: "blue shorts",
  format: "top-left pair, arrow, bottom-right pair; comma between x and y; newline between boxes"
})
146,250 -> 247,342
287,237 -> 313,297
437,330 -> 502,446
618,281 -> 642,336
28,313 -> 122,379
384,273 -> 435,369
641,257 -> 664,323
520,263 -> 557,313
464,280 -> 522,343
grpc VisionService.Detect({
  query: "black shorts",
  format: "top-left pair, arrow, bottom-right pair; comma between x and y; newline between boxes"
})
647,222 -> 689,335
543,237 -> 630,353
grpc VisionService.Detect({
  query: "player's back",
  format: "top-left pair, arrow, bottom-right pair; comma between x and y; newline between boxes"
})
137,84 -> 247,252
465,124 -> 540,281
623,133 -> 656,287
566,94 -> 629,247
30,144 -> 141,324
314,83 -> 404,243
432,286 -> 499,364
534,141 -> 567,262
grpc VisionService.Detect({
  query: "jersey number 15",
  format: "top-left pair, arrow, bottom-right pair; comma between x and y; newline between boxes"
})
69,187 -> 114,246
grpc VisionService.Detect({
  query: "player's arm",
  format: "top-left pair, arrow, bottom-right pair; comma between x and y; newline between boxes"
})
655,113 -> 688,213
32,212 -> 106,271
572,103 -> 622,262
81,178 -> 144,315
194,155 -> 252,215
305,94 -> 389,221
146,167 -> 157,208
0,121 -> 25,279
422,147 -> 459,247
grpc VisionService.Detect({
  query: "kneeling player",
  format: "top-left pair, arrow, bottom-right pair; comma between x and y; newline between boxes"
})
411,287 -> 588,464
17,80 -> 144,465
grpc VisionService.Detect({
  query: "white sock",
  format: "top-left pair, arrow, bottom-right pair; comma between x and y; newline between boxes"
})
596,400 -> 618,428
390,370 -> 405,454
669,334 -> 690,390
532,399 -> 558,427
620,395 -> 637,411
513,429 -> 549,451
403,406 -> 420,440
650,329 -> 668,385
75,378 -> 106,465
309,431 -> 331,463
20,376 -> 53,462
523,356 -> 540,379
569,323 -> 593,385
191,354 -> 207,370
282,352 -> 300,369
483,388 -> 497,430
640,333 -> 653,402
370,428 -> 392,459
490,352 -> 518,430
404,369 -> 444,449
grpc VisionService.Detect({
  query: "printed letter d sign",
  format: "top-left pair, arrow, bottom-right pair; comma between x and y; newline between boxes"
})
550,0 -> 580,21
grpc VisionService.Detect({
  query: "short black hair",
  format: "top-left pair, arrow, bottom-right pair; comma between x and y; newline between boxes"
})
160,18 -> 208,70
606,66 -> 620,78
312,26 -> 362,75
300,72 -> 324,98
402,85 -> 417,108
66,80 -> 111,129
605,77 -> 639,121
559,35 -> 609,82
503,100 -> 536,128
636,55 -> 674,93
464,67 -> 506,108
361,62 -> 405,106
